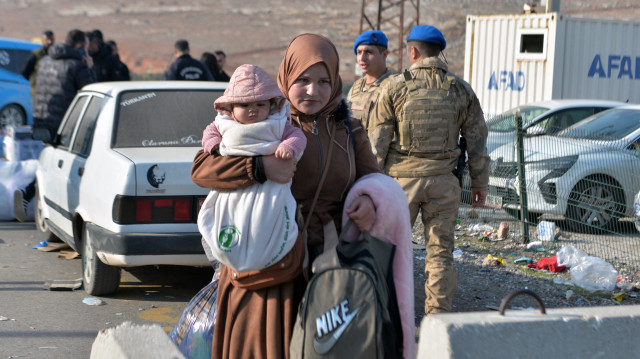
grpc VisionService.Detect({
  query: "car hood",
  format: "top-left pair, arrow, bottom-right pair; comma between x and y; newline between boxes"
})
113,147 -> 207,196
491,135 -> 621,163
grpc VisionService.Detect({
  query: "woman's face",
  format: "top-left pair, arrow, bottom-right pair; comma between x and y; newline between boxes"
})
288,63 -> 332,115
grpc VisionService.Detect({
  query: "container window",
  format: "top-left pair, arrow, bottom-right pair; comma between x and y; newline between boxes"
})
516,29 -> 548,60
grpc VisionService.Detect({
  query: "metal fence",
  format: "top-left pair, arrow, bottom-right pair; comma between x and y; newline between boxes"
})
460,108 -> 640,281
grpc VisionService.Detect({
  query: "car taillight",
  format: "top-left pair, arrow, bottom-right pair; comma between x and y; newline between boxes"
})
113,196 -> 201,224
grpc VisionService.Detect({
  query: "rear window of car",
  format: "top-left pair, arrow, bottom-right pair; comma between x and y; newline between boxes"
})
487,106 -> 549,132
113,89 -> 223,148
0,48 -> 33,74
559,108 -> 640,140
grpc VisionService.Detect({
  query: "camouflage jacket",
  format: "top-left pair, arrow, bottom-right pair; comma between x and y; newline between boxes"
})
346,68 -> 395,131
368,57 -> 489,190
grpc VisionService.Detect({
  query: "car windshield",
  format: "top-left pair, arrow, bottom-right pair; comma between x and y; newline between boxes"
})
558,108 -> 640,140
113,89 -> 223,148
486,106 -> 549,132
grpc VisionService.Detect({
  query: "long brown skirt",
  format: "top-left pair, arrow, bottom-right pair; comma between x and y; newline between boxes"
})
212,264 -> 306,359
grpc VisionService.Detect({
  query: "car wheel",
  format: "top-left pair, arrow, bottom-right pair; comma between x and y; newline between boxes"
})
82,224 -> 121,295
34,184 -> 60,242
0,104 -> 26,129
566,176 -> 624,233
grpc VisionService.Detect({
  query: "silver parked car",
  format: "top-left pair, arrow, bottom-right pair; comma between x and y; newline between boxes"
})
488,105 -> 640,232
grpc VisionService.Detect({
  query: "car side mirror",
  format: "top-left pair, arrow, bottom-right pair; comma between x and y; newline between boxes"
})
32,127 -> 53,144
525,125 -> 546,136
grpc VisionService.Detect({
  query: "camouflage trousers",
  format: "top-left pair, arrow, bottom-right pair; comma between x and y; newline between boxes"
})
395,173 -> 460,314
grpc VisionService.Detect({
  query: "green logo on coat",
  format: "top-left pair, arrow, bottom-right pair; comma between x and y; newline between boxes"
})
218,225 -> 241,251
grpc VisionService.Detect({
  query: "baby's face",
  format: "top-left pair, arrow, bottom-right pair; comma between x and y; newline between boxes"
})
232,100 -> 271,124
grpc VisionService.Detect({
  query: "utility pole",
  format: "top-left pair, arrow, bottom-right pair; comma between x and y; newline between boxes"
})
359,0 -> 420,72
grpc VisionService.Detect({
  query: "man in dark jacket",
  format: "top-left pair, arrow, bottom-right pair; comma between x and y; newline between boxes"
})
106,39 -> 131,81
87,30 -> 120,82
21,30 -> 55,96
165,39 -> 214,81
32,28 -> 96,137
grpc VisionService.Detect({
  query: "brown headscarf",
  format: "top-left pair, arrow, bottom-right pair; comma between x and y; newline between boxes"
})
277,33 -> 343,118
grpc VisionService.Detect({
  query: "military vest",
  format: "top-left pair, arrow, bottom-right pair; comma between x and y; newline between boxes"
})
348,70 -> 393,129
398,69 -> 459,154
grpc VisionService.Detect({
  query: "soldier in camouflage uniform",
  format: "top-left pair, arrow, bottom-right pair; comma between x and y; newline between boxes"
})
347,30 -> 395,132
369,25 -> 490,314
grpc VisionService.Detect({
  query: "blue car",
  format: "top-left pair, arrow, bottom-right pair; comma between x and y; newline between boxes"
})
0,37 -> 42,129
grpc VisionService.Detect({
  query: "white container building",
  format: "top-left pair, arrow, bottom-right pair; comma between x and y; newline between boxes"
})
463,6 -> 640,118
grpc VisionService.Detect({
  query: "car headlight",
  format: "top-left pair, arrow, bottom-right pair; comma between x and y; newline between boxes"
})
525,155 -> 578,176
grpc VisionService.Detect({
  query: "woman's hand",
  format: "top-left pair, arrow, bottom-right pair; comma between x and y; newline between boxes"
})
344,195 -> 376,233
262,154 -> 296,183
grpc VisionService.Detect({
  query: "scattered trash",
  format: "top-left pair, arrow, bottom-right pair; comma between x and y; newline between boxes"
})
527,256 -> 566,272
0,316 -> 9,321
557,245 -> 587,268
526,241 -> 543,249
536,221 -> 556,241
36,242 -> 70,252
565,290 -> 575,300
82,297 -> 105,306
613,291 -> 625,302
57,250 -> 80,260
553,278 -> 573,286
514,257 -> 532,265
497,222 -> 509,239
571,256 -> 618,292
453,249 -> 462,259
482,254 -> 503,267
556,245 -> 618,292
30,240 -> 48,249
44,278 -> 83,291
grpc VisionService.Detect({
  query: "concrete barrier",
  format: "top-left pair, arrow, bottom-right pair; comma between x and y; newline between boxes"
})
418,305 -> 640,358
90,321 -> 185,359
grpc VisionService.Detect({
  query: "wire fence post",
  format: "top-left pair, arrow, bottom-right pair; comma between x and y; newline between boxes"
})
515,109 -> 530,243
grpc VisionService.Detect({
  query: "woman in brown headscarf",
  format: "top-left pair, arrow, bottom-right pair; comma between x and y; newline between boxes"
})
191,33 -> 381,359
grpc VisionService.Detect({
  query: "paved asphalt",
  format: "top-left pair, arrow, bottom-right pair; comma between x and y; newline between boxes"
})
0,220 -> 213,359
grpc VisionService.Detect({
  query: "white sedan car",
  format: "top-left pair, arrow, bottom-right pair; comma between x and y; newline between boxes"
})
485,99 -> 626,154
488,105 -> 640,232
34,81 -> 226,295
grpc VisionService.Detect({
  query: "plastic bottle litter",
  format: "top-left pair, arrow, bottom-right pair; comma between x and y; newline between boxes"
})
82,297 -> 105,306
536,221 -> 556,241
453,249 -> 462,259
526,241 -> 543,249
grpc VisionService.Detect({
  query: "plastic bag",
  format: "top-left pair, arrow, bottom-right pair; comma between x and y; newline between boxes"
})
536,221 -> 555,241
169,278 -> 218,358
0,160 -> 38,221
570,256 -> 618,292
556,245 -> 587,268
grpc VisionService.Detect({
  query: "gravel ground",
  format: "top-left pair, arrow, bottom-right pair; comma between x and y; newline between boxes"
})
411,206 -> 640,326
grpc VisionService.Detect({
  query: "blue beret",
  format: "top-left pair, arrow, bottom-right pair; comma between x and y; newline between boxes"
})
406,25 -> 446,51
353,30 -> 388,54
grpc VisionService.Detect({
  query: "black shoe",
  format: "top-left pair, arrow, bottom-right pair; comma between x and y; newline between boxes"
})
14,189 -> 28,222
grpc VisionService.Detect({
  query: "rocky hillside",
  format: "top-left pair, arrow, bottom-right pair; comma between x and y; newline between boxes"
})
2,0 -> 639,81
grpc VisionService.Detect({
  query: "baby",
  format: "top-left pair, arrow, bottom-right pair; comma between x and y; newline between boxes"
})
198,64 -> 306,272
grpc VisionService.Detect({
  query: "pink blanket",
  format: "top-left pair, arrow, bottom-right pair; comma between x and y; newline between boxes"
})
342,173 -> 415,359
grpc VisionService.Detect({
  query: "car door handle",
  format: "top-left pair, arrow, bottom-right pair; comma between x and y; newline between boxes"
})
78,167 -> 84,176
57,159 -> 64,168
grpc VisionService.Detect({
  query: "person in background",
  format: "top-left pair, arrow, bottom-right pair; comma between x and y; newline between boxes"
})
213,50 -> 231,82
347,30 -> 394,132
21,30 -> 55,97
200,52 -> 222,82
368,24 -> 490,315
15,29 -> 96,222
165,39 -> 214,81
105,39 -> 131,81
87,29 -> 119,82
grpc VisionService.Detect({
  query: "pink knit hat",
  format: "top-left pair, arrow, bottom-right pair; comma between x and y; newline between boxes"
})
214,64 -> 285,116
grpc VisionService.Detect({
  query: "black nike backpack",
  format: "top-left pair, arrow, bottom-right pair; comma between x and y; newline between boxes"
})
289,226 -> 403,358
